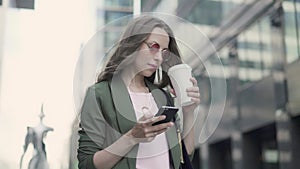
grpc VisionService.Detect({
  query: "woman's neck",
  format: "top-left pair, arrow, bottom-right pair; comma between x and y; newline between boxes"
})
130,75 -> 149,93
122,71 -> 148,93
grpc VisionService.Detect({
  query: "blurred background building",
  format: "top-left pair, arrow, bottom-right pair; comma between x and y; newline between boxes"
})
0,0 -> 299,169
139,0 -> 300,169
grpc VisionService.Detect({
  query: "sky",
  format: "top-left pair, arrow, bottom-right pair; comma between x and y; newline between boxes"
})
0,0 -> 95,168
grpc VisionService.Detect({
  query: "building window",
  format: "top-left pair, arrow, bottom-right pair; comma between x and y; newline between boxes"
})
217,46 -> 231,78
283,0 -> 300,63
103,11 -> 132,49
221,0 -> 245,21
141,0 -> 161,12
105,11 -> 132,26
10,0 -> 35,9
184,0 -> 223,26
105,0 -> 133,7
296,0 -> 300,60
104,30 -> 122,49
259,17 -> 272,77
237,17 -> 272,86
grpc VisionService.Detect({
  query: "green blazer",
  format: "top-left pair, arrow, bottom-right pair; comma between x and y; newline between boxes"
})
77,76 -> 181,169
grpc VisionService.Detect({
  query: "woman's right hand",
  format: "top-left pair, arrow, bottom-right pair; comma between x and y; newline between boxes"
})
126,115 -> 174,143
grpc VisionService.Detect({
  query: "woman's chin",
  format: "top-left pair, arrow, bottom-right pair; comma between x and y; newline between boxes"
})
142,70 -> 156,77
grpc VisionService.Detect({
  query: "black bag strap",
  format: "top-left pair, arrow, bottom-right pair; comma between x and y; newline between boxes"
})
160,88 -> 194,169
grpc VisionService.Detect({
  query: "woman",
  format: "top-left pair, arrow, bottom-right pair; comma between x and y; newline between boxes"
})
77,15 -> 200,169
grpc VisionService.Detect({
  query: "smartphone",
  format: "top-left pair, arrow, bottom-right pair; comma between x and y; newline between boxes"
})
152,106 -> 179,126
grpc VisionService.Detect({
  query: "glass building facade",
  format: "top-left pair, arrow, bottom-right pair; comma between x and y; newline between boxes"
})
141,0 -> 300,169
237,17 -> 272,86
102,0 -> 133,49
283,0 -> 300,64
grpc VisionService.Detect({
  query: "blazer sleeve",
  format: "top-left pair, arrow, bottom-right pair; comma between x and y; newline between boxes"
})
77,86 -> 107,169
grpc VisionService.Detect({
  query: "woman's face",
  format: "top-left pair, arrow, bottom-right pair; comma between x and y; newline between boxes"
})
134,27 -> 170,77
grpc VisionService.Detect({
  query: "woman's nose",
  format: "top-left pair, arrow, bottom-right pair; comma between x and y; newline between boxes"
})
153,50 -> 163,62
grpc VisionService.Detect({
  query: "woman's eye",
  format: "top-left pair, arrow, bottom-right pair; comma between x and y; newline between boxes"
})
151,43 -> 160,49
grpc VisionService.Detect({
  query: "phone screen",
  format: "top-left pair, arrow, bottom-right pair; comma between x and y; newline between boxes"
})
152,106 -> 179,126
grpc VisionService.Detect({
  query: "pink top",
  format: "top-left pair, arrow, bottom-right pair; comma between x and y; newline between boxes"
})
128,89 -> 170,169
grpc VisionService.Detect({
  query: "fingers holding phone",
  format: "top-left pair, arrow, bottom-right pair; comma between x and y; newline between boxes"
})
128,111 -> 174,143
152,106 -> 179,126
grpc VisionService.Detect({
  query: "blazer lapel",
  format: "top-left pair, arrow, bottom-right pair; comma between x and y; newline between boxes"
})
110,74 -> 137,134
110,75 -> 138,169
166,126 -> 181,169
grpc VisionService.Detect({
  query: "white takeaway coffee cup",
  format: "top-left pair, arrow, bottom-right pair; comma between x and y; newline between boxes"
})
168,64 -> 193,106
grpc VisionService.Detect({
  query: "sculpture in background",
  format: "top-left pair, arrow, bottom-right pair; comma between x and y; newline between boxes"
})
20,105 -> 54,169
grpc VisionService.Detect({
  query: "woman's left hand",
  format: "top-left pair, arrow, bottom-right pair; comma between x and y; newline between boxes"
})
182,77 -> 200,114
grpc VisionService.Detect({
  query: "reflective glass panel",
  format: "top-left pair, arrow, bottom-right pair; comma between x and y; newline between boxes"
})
283,1 -> 299,63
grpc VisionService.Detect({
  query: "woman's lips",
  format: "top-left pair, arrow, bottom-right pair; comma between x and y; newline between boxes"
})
148,63 -> 158,69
